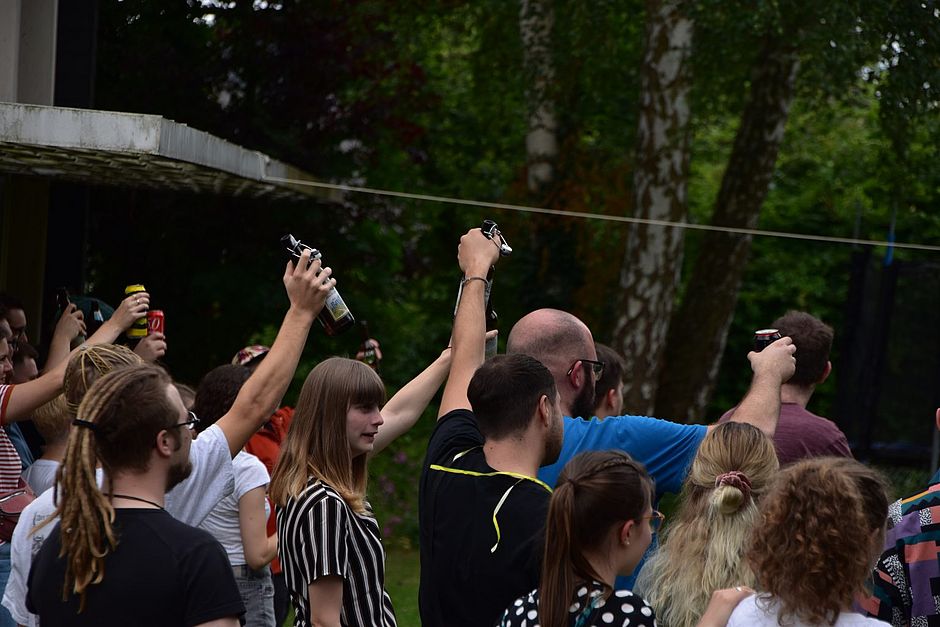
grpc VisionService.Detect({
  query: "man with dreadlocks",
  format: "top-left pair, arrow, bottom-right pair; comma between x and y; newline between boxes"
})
4,247 -> 335,626
26,363 -> 245,625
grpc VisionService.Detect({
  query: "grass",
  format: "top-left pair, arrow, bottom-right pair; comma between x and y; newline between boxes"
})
281,546 -> 420,626
386,546 -> 421,625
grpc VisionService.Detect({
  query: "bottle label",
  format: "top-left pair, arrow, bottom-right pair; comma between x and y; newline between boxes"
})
326,289 -> 349,321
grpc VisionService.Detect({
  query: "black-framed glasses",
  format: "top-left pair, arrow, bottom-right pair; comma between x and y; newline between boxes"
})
170,411 -> 200,432
566,359 -> 605,380
643,510 -> 666,532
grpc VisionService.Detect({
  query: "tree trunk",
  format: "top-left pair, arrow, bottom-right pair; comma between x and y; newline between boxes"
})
612,0 -> 692,415
654,39 -> 800,424
519,0 -> 558,193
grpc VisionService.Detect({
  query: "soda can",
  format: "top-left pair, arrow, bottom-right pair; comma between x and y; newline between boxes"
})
147,310 -> 165,336
124,284 -> 149,339
754,328 -> 782,352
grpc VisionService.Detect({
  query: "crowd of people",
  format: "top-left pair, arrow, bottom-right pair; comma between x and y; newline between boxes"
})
0,229 -> 934,627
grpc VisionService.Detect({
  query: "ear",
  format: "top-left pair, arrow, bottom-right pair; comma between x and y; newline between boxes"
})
568,360 -> 586,391
154,429 -> 175,459
605,388 -> 618,412
619,519 -> 636,546
538,394 -> 552,428
935,408 -> 940,432
818,361 -> 832,384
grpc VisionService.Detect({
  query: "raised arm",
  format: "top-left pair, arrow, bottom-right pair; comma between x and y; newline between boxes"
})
84,292 -> 150,347
438,229 -> 501,418
216,250 -> 332,457
4,294 -> 151,422
712,336 -> 796,438
372,347 -> 452,455
43,304 -> 86,371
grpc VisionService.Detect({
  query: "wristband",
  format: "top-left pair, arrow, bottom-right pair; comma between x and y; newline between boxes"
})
461,276 -> 490,288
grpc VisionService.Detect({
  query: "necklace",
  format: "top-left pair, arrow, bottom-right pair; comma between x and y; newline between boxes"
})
106,493 -> 165,511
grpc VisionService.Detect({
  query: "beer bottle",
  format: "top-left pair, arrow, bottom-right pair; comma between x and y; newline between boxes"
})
358,320 -> 381,372
281,234 -> 355,335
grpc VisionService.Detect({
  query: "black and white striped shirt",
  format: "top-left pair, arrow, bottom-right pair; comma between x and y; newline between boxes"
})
277,479 -> 396,627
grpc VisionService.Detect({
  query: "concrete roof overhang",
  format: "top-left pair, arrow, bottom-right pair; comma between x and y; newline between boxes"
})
0,101 -> 342,203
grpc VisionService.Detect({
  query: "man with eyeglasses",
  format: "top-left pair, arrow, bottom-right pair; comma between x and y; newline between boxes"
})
26,364 -> 245,626
3,250 -> 336,627
507,308 -> 796,587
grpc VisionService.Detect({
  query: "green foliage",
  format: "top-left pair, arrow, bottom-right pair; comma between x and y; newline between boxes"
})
86,0 -> 940,545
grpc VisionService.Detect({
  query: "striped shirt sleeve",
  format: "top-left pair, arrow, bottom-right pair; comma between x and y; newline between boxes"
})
301,493 -> 349,583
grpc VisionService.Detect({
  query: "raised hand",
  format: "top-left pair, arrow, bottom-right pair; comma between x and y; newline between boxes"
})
282,249 -> 333,320
134,332 -> 167,362
52,303 -> 86,343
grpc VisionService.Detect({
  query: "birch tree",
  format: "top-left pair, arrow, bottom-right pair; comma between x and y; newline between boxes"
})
655,39 -> 800,423
519,0 -> 558,192
612,0 -> 692,415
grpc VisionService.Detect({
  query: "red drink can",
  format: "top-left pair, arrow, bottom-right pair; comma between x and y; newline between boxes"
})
754,328 -> 781,352
147,310 -> 165,336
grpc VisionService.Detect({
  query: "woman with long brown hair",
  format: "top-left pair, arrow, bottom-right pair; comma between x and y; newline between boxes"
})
498,450 -> 660,627
270,349 -> 452,627
727,457 -> 890,626
636,422 -> 779,626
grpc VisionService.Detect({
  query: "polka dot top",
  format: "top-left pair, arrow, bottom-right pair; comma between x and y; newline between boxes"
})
497,580 -> 657,627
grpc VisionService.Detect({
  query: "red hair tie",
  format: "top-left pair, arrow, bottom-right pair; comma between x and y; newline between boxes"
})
715,471 -> 752,500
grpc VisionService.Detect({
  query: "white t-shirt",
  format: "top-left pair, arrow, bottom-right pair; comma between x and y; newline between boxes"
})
21,460 -> 60,496
199,450 -> 270,567
728,594 -> 890,627
1,424 -> 235,627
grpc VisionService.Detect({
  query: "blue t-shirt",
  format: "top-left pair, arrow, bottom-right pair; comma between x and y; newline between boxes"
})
538,414 -> 707,588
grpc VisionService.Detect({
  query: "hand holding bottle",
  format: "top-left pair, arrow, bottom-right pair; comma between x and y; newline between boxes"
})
52,303 -> 86,345
283,249 -> 334,322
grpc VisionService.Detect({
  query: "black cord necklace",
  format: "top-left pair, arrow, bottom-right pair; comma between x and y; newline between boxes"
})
106,493 -> 165,511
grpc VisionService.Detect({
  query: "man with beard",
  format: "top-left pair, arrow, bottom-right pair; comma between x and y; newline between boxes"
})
4,247 -> 333,627
26,364 -> 244,626
507,308 -> 797,589
419,229 -> 565,627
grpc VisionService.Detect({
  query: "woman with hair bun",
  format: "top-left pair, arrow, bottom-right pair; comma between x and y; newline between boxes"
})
636,422 -> 779,627
727,457 -> 890,626
498,450 -> 661,627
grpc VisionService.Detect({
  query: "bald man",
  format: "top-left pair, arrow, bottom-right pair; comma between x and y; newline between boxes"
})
507,308 -> 795,503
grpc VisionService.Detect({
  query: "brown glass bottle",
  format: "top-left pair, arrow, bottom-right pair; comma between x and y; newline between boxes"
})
358,320 -> 381,372
281,234 -> 355,335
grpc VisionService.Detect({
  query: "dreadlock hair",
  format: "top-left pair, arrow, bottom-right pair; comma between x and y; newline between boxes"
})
63,344 -> 142,417
539,450 -> 653,627
36,363 -> 178,612
269,357 -> 385,514
635,422 -> 778,627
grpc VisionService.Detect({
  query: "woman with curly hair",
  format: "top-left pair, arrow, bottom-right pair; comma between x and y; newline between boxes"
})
635,422 -> 778,627
727,457 -> 890,626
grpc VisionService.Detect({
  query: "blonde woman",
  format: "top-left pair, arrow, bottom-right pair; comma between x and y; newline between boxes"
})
636,422 -> 778,627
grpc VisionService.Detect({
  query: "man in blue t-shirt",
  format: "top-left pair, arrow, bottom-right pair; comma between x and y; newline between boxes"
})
506,308 -> 796,586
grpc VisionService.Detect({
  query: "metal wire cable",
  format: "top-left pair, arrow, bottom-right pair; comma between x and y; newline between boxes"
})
263,175 -> 940,253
